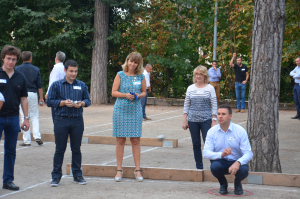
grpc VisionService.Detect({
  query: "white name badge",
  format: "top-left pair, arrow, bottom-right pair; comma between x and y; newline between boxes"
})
133,81 -> 141,85
228,137 -> 236,141
73,86 -> 81,90
0,79 -> 7,83
241,68 -> 245,71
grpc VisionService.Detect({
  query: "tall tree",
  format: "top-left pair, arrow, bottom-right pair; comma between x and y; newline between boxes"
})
247,0 -> 286,172
91,0 -> 109,104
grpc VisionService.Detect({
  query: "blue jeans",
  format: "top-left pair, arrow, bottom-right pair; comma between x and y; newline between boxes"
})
52,116 -> 84,179
235,82 -> 247,110
293,84 -> 300,116
0,116 -> 20,183
210,159 -> 249,185
51,107 -> 56,124
140,90 -> 148,118
188,119 -> 212,169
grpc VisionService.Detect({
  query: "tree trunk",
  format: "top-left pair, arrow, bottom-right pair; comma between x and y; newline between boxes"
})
247,0 -> 286,173
91,0 -> 109,104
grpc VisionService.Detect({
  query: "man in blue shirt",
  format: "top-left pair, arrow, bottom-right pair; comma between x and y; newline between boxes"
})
16,51 -> 44,146
47,60 -> 91,187
203,105 -> 253,195
208,60 -> 221,106
290,57 -> 300,119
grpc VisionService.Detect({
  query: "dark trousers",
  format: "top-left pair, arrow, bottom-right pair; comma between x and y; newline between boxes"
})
52,116 -> 84,179
188,119 -> 212,169
51,107 -> 56,124
0,116 -> 20,183
293,84 -> 300,116
210,159 -> 249,186
140,90 -> 148,118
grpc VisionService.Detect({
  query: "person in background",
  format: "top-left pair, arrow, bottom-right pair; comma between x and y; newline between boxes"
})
208,60 -> 221,106
45,51 -> 66,122
290,57 -> 300,120
182,65 -> 218,169
16,51 -> 44,146
140,63 -> 152,121
0,92 -> 4,110
111,52 -> 146,182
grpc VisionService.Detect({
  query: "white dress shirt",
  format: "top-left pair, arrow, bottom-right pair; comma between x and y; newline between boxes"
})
143,70 -> 151,89
46,63 -> 65,94
290,66 -> 300,84
203,122 -> 253,165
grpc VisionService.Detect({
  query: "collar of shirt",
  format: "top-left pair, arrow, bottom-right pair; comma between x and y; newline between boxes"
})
62,77 -> 78,85
217,122 -> 233,134
54,62 -> 64,68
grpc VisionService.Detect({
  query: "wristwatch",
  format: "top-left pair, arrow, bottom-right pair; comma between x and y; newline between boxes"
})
24,116 -> 30,120
212,118 -> 217,121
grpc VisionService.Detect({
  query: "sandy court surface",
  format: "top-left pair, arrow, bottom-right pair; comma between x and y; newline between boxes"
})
0,104 -> 299,198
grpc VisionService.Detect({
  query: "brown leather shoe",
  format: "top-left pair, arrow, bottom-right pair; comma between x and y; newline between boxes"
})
235,109 -> 240,113
19,143 -> 31,146
241,109 -> 245,113
144,117 -> 151,120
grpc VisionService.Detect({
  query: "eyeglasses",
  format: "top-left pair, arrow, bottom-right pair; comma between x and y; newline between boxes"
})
195,73 -> 204,77
5,57 -> 17,62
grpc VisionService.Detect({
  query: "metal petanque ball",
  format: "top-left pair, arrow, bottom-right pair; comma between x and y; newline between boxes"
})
39,101 -> 43,106
157,135 -> 165,141
22,126 -> 27,131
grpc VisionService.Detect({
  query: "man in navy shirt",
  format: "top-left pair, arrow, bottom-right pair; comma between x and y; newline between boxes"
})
16,51 -> 44,146
0,45 -> 30,191
230,53 -> 249,113
47,60 -> 91,187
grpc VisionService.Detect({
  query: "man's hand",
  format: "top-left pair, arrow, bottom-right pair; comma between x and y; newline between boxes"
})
228,161 -> 241,175
65,99 -> 73,107
45,94 -> 47,101
148,87 -> 151,93
242,80 -> 247,84
233,53 -> 236,58
73,101 -> 82,109
221,147 -> 232,158
21,119 -> 30,131
39,98 -> 45,106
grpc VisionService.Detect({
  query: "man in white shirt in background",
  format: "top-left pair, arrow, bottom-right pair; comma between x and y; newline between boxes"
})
203,104 -> 253,195
45,51 -> 66,122
141,64 -> 152,121
290,57 -> 300,120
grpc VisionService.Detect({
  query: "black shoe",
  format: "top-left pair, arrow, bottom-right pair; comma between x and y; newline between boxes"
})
2,182 -> 19,191
50,178 -> 60,187
35,139 -> 43,145
234,181 -> 243,195
19,143 -> 31,146
73,176 -> 87,185
291,115 -> 300,119
219,183 -> 228,195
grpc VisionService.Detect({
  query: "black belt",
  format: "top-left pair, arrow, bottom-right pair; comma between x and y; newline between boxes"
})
235,81 -> 243,83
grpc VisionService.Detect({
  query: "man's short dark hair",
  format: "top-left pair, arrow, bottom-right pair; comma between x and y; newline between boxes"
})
218,104 -> 232,115
212,60 -> 217,64
22,51 -> 32,62
56,51 -> 66,62
1,45 -> 21,62
237,57 -> 242,60
64,60 -> 78,70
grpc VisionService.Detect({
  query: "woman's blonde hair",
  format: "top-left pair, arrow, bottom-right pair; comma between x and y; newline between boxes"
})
122,52 -> 144,75
193,65 -> 209,84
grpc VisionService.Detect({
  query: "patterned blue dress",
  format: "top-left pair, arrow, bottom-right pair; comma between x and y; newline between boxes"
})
112,71 -> 145,137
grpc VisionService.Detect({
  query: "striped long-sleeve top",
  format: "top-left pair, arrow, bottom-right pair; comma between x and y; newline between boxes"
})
183,84 -> 217,122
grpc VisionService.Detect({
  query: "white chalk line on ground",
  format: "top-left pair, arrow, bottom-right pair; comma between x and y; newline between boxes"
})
0,142 -> 52,154
85,114 -> 183,135
0,176 -> 67,198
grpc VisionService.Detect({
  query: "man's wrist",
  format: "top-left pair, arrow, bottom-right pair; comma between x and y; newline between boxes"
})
24,116 -> 30,120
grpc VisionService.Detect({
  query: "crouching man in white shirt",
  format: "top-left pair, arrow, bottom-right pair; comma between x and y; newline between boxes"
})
203,104 -> 253,195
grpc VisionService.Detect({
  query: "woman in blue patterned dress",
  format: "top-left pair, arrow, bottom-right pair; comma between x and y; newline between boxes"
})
112,52 -> 146,182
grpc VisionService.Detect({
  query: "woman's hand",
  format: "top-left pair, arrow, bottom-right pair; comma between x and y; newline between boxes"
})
126,93 -> 135,101
211,120 -> 217,127
182,121 -> 189,130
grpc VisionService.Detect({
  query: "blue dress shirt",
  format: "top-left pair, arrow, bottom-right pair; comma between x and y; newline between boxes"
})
208,67 -> 221,82
46,78 -> 91,117
203,122 -> 253,165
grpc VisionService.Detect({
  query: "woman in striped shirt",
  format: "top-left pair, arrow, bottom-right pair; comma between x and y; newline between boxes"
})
182,65 -> 218,169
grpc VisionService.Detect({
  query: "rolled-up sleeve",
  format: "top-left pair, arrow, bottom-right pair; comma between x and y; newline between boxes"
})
82,84 -> 91,107
46,82 -> 61,108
